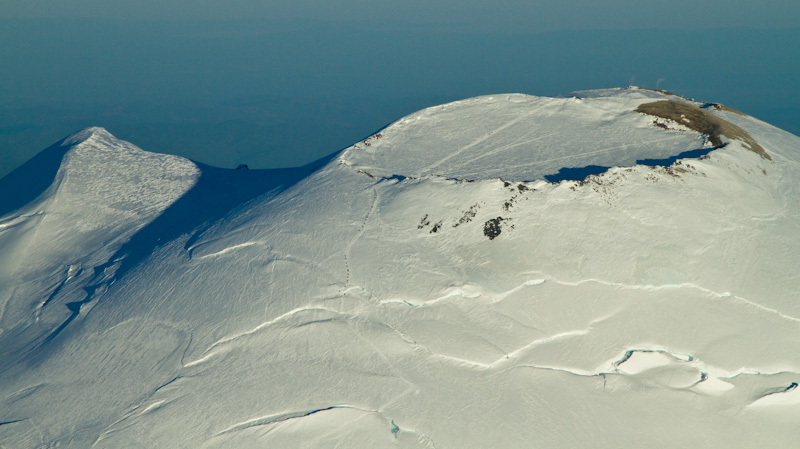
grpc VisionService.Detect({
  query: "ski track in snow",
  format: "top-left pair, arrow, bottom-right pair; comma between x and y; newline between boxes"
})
419,110 -> 536,175
454,128 -> 562,168
343,188 -> 378,288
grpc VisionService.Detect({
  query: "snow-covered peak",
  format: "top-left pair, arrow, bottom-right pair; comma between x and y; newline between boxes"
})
60,126 -> 115,147
2,92 -> 800,448
54,127 -> 200,219
0,124 -> 200,254
341,88 -> 764,182
0,129 -> 200,367
1,126 -> 200,219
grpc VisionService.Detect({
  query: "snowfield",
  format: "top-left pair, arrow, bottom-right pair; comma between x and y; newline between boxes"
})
1,87 -> 799,448
342,89 -> 710,181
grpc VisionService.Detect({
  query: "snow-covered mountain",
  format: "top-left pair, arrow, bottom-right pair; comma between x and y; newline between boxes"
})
1,87 -> 799,448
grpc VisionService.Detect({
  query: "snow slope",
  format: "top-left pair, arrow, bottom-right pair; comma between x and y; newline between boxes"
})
1,88 -> 799,448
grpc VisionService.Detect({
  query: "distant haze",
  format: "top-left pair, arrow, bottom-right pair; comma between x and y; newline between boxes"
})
0,2 -> 798,178
3,0 -> 800,30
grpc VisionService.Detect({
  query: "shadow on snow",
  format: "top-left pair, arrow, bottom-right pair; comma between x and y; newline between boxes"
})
543,146 -> 718,183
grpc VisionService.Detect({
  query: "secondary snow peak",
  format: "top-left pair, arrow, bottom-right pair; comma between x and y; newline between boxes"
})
61,126 -> 114,147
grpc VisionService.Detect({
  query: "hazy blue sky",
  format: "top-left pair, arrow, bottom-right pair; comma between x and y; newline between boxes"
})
3,0 -> 799,30
1,1 -> 798,177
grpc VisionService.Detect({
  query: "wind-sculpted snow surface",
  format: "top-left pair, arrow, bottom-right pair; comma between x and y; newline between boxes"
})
1,88 -> 800,448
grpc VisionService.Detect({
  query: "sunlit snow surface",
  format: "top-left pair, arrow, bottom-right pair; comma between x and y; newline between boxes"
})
343,88 -> 705,181
1,88 -> 799,448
